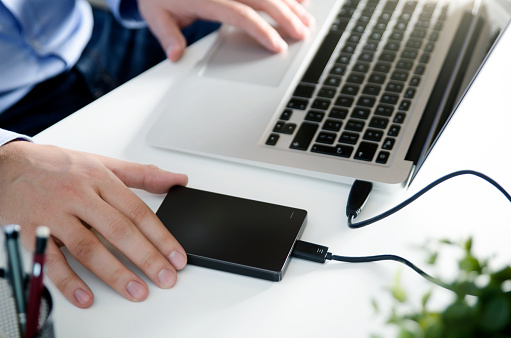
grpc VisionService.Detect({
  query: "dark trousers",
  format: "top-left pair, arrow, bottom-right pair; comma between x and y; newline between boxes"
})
0,7 -> 219,136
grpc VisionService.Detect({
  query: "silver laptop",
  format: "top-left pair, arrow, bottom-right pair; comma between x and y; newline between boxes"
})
147,0 -> 510,188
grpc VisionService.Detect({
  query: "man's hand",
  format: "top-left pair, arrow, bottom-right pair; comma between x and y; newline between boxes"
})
0,141 -> 188,308
138,0 -> 314,61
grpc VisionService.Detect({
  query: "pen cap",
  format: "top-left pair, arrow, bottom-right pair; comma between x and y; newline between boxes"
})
0,268 -> 54,338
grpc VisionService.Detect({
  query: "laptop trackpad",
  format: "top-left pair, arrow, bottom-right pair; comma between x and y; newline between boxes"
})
201,25 -> 302,87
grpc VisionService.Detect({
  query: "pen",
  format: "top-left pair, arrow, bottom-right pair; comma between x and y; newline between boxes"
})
25,226 -> 50,338
4,224 -> 27,336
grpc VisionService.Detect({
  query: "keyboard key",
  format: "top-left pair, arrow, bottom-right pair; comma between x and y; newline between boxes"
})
382,137 -> 395,150
376,151 -> 390,164
282,123 -> 297,134
368,73 -> 386,84
273,121 -> 285,132
324,76 -> 342,87
316,132 -> 337,144
357,96 -> 376,107
369,117 -> 389,129
363,84 -> 381,96
280,109 -> 293,120
311,144 -> 354,158
380,93 -> 399,105
312,98 -> 331,110
323,119 -> 342,131
330,64 -> 347,76
290,122 -> 319,150
287,98 -> 308,110
302,32 -> 344,84
346,119 -> 365,132
363,129 -> 384,142
339,132 -> 359,144
335,96 -> 355,107
351,107 -> 371,119
329,107 -> 348,119
305,110 -> 325,122
404,88 -> 416,98
388,125 -> 401,137
375,104 -> 394,116
266,133 -> 280,146
318,87 -> 336,98
399,100 -> 411,111
347,73 -> 365,84
293,84 -> 315,98
393,112 -> 406,124
386,82 -> 404,93
342,84 -> 360,95
354,142 -> 378,161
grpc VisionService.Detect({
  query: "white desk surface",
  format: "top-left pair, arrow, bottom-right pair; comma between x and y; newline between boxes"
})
11,23 -> 511,337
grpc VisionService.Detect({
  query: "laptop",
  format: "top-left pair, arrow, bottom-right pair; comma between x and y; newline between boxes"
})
147,0 -> 509,189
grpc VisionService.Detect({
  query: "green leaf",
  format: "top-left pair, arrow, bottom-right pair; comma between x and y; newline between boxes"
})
427,252 -> 438,265
392,284 -> 408,303
479,296 -> 510,332
371,298 -> 380,314
464,237 -> 473,252
459,254 -> 481,274
421,289 -> 432,309
491,266 -> 511,284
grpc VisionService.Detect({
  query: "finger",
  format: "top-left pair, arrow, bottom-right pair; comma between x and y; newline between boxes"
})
75,181 -> 185,287
53,215 -> 150,302
90,155 -> 187,269
44,239 -> 94,308
142,6 -> 188,61
279,0 -> 315,27
195,0 -> 289,52
93,155 -> 188,194
238,0 -> 312,40
95,174 -> 188,271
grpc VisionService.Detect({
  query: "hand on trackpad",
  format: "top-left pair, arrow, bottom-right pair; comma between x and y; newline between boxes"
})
201,25 -> 303,87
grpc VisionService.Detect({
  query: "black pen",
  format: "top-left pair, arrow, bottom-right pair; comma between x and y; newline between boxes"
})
4,224 -> 27,336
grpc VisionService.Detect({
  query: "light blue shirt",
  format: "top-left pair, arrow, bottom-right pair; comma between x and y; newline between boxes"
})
0,0 -> 145,145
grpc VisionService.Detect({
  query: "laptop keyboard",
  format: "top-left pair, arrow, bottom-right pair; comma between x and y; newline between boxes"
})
264,0 -> 449,165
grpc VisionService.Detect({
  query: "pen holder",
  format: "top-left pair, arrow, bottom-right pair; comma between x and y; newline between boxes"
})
0,269 -> 54,338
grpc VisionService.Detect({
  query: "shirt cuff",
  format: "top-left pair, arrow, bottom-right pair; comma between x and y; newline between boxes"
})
105,0 -> 147,29
0,128 -> 33,147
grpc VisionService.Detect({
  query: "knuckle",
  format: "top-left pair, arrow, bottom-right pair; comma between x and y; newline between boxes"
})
141,251 -> 162,272
105,215 -> 131,241
128,203 -> 151,225
102,266 -> 126,286
68,235 -> 99,261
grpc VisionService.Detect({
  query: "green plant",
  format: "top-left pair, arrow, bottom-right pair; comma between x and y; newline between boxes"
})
374,238 -> 511,338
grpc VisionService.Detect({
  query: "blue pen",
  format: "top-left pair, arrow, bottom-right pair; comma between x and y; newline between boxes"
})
4,224 -> 27,336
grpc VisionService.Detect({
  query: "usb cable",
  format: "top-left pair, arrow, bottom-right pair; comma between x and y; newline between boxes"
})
291,240 -> 452,291
292,170 -> 511,293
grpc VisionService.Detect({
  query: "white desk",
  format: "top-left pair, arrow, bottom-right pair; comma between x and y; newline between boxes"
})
23,22 -> 511,337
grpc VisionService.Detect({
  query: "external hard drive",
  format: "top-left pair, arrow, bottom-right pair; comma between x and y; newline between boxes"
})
156,186 -> 307,281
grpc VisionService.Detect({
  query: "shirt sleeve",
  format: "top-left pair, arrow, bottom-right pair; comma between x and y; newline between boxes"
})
0,128 -> 32,147
104,0 -> 147,29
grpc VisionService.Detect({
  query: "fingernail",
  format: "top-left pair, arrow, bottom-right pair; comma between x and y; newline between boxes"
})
168,251 -> 187,270
275,37 -> 288,52
158,268 -> 176,288
75,288 -> 91,305
165,44 -> 175,59
127,281 -> 146,301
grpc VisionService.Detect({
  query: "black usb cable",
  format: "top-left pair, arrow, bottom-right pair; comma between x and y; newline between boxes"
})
292,239 -> 453,292
346,170 -> 511,229
291,170 -> 511,293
